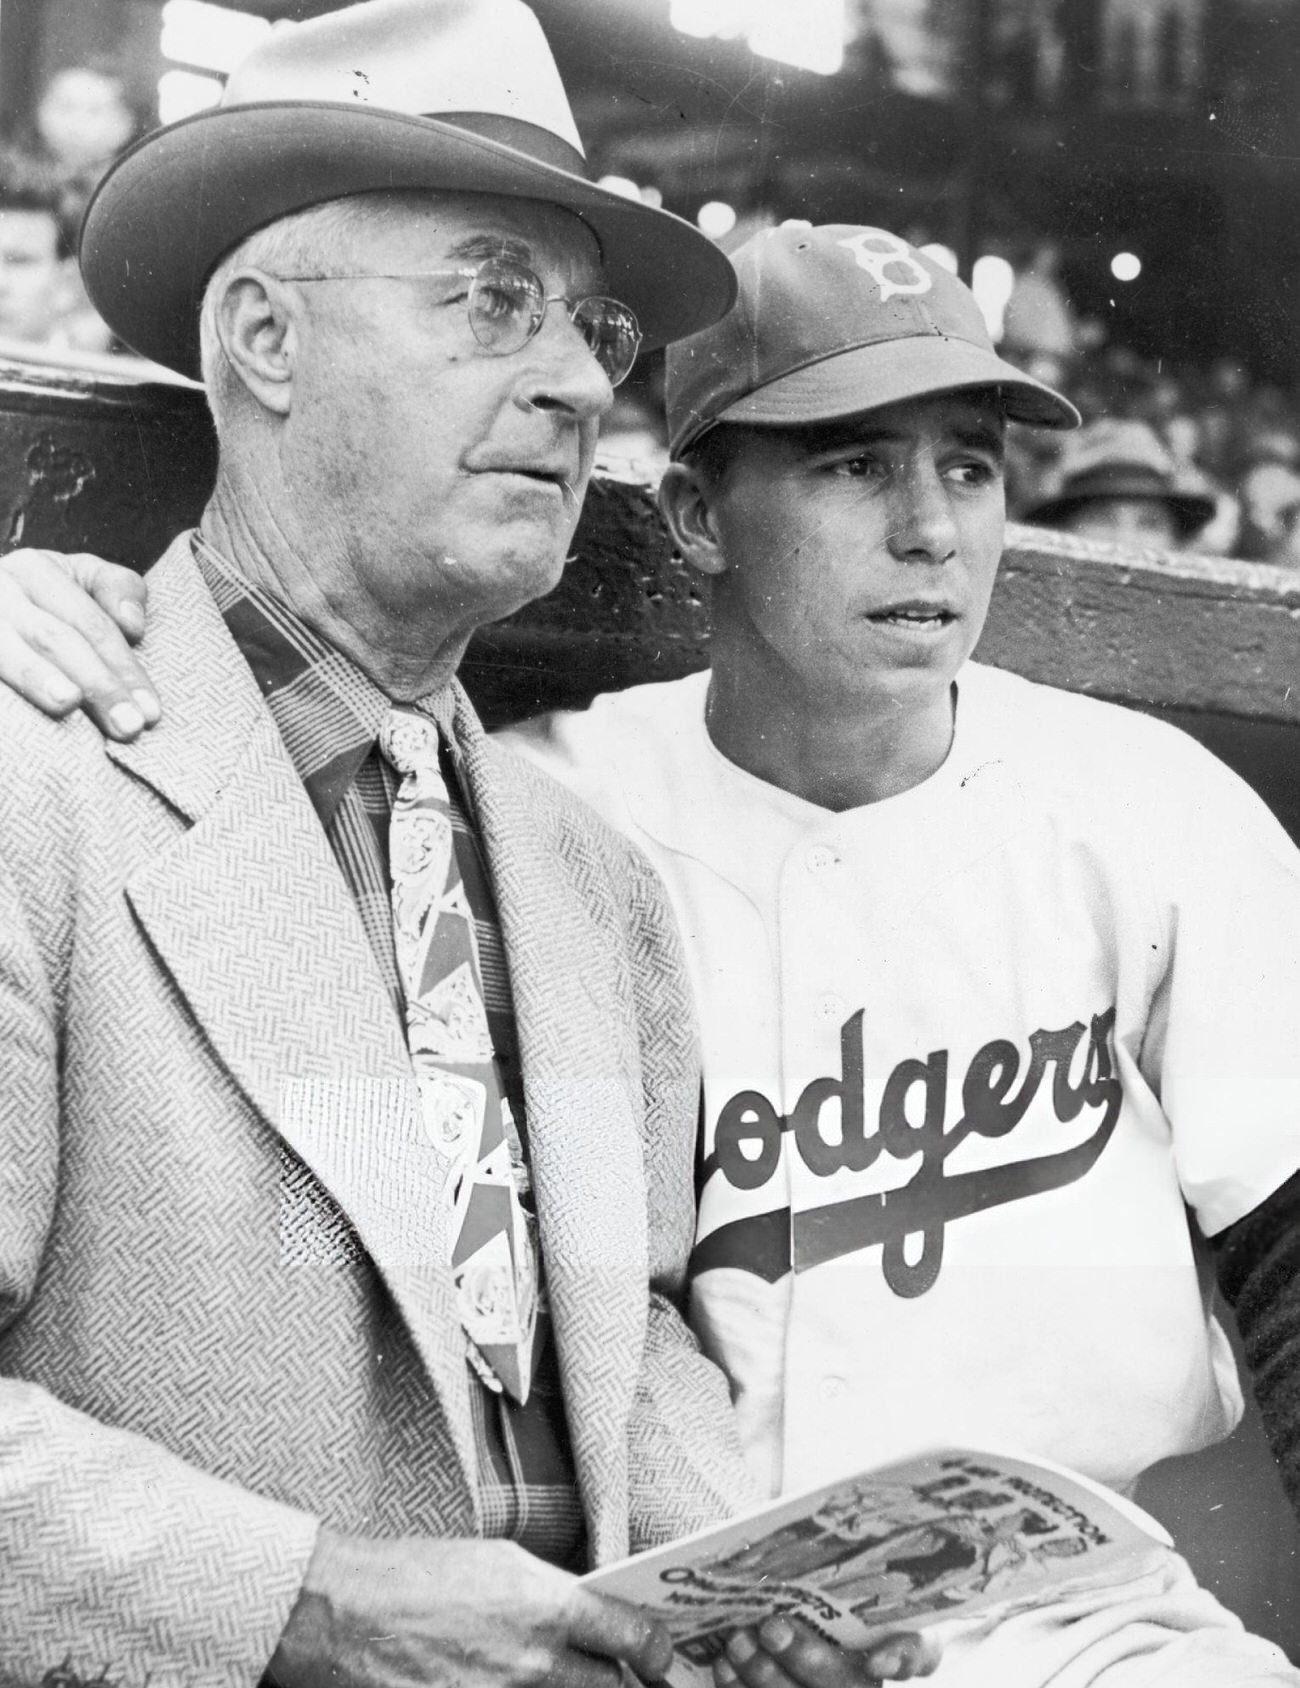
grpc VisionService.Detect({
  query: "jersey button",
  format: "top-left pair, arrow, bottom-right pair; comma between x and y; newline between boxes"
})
806,843 -> 840,873
815,993 -> 845,1022
819,1375 -> 849,1401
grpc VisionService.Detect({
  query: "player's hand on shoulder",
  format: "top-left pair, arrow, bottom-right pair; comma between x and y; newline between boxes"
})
0,546 -> 158,738
714,1618 -> 940,1688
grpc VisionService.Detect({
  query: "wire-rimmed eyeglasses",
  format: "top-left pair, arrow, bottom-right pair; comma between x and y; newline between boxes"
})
276,256 -> 643,386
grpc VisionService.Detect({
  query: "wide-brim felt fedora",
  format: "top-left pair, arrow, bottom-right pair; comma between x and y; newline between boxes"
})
80,0 -> 738,380
1025,474 -> 1217,541
1022,419 -> 1217,541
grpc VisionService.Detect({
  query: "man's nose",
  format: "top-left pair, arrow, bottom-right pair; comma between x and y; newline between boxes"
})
886,459 -> 958,565
511,309 -> 614,423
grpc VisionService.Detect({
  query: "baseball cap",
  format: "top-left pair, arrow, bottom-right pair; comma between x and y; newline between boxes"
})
665,223 -> 1080,459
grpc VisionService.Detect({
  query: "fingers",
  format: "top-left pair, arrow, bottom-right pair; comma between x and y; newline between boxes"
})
61,551 -> 149,641
551,1651 -> 654,1688
713,1618 -> 937,1688
863,1633 -> 941,1680
0,550 -> 159,737
565,1589 -> 676,1684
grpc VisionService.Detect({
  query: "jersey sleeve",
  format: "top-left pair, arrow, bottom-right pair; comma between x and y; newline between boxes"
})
1137,732 -> 1300,1237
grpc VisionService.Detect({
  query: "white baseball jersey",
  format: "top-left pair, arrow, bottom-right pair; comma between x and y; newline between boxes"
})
502,663 -> 1300,1507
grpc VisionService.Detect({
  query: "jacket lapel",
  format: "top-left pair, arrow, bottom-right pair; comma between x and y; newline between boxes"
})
453,689 -> 649,1548
105,538 -> 476,1493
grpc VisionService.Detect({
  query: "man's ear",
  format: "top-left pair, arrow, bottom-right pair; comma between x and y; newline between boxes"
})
658,460 -> 727,578
213,267 -> 299,416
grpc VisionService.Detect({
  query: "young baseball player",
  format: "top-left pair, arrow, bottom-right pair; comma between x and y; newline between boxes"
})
504,226 -> 1300,1686
3,225 -> 1300,1687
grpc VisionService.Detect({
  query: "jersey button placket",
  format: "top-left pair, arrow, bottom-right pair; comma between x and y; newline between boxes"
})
780,831 -> 857,1474
806,842 -> 841,874
804,841 -> 845,1031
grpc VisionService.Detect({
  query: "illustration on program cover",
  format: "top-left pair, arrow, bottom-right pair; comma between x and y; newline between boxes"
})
584,1450 -> 1170,1686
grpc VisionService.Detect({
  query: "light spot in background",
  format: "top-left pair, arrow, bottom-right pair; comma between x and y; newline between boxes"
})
670,0 -> 846,75
669,0 -> 751,39
1111,251 -> 1142,282
973,254 -> 1015,341
161,0 -> 271,74
157,68 -> 223,123
598,175 -> 643,203
698,200 -> 738,239
749,0 -> 845,75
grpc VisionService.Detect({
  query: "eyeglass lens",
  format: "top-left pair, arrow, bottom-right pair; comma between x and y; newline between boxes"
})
468,260 -> 640,386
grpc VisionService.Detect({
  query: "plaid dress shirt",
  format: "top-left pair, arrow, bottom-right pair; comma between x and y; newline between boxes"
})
192,533 -> 585,1568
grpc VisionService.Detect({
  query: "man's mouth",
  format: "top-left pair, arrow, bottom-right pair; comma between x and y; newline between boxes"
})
488,465 -> 578,502
865,601 -> 957,631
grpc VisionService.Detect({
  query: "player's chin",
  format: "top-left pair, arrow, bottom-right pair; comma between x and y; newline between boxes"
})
861,634 -> 971,698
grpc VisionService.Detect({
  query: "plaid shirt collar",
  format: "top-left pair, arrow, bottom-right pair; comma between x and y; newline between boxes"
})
191,531 -> 455,820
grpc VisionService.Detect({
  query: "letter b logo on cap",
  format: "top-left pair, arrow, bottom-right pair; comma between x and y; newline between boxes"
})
837,229 -> 932,303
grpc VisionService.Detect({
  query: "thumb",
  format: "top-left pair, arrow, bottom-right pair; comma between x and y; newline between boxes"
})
567,1589 -> 676,1682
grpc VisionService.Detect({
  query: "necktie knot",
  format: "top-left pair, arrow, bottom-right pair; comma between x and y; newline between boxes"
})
381,706 -> 441,777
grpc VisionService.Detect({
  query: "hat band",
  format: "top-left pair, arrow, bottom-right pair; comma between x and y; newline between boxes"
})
432,112 -> 587,178
1059,467 -> 1172,502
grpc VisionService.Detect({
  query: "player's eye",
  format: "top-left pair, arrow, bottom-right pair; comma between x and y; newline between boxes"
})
947,457 -> 1002,487
828,452 -> 890,480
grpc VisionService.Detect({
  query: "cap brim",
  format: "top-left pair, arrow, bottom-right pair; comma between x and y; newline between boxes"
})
81,102 -> 737,378
688,333 -> 1079,452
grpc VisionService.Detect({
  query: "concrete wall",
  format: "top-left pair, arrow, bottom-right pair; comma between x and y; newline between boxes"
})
2,354 -> 1298,1653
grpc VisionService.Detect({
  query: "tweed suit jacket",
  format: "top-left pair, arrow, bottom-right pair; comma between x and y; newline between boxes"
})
0,535 -> 755,1688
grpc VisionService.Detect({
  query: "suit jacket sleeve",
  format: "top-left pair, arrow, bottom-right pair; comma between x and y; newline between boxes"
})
614,840 -> 763,1547
0,724 -> 319,1688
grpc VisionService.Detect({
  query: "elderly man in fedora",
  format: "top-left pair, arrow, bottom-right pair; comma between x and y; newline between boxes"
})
0,5 -> 942,1688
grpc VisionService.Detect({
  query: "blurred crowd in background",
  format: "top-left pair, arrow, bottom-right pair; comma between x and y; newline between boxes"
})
1000,334 -> 1300,567
0,58 -> 150,358
4,53 -> 1300,568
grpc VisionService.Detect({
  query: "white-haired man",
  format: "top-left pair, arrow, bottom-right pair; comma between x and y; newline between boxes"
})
0,8 -> 942,1688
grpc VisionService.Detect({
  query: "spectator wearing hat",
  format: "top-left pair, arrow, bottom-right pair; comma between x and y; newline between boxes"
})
1020,418 -> 1217,550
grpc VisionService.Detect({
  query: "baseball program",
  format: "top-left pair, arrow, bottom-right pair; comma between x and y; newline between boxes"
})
584,1449 -> 1172,1687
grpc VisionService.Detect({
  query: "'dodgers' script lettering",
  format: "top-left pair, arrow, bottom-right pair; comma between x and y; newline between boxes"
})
700,1008 -> 1121,1298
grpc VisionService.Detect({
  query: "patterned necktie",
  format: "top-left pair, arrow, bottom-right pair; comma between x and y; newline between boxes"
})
380,705 -> 537,1403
